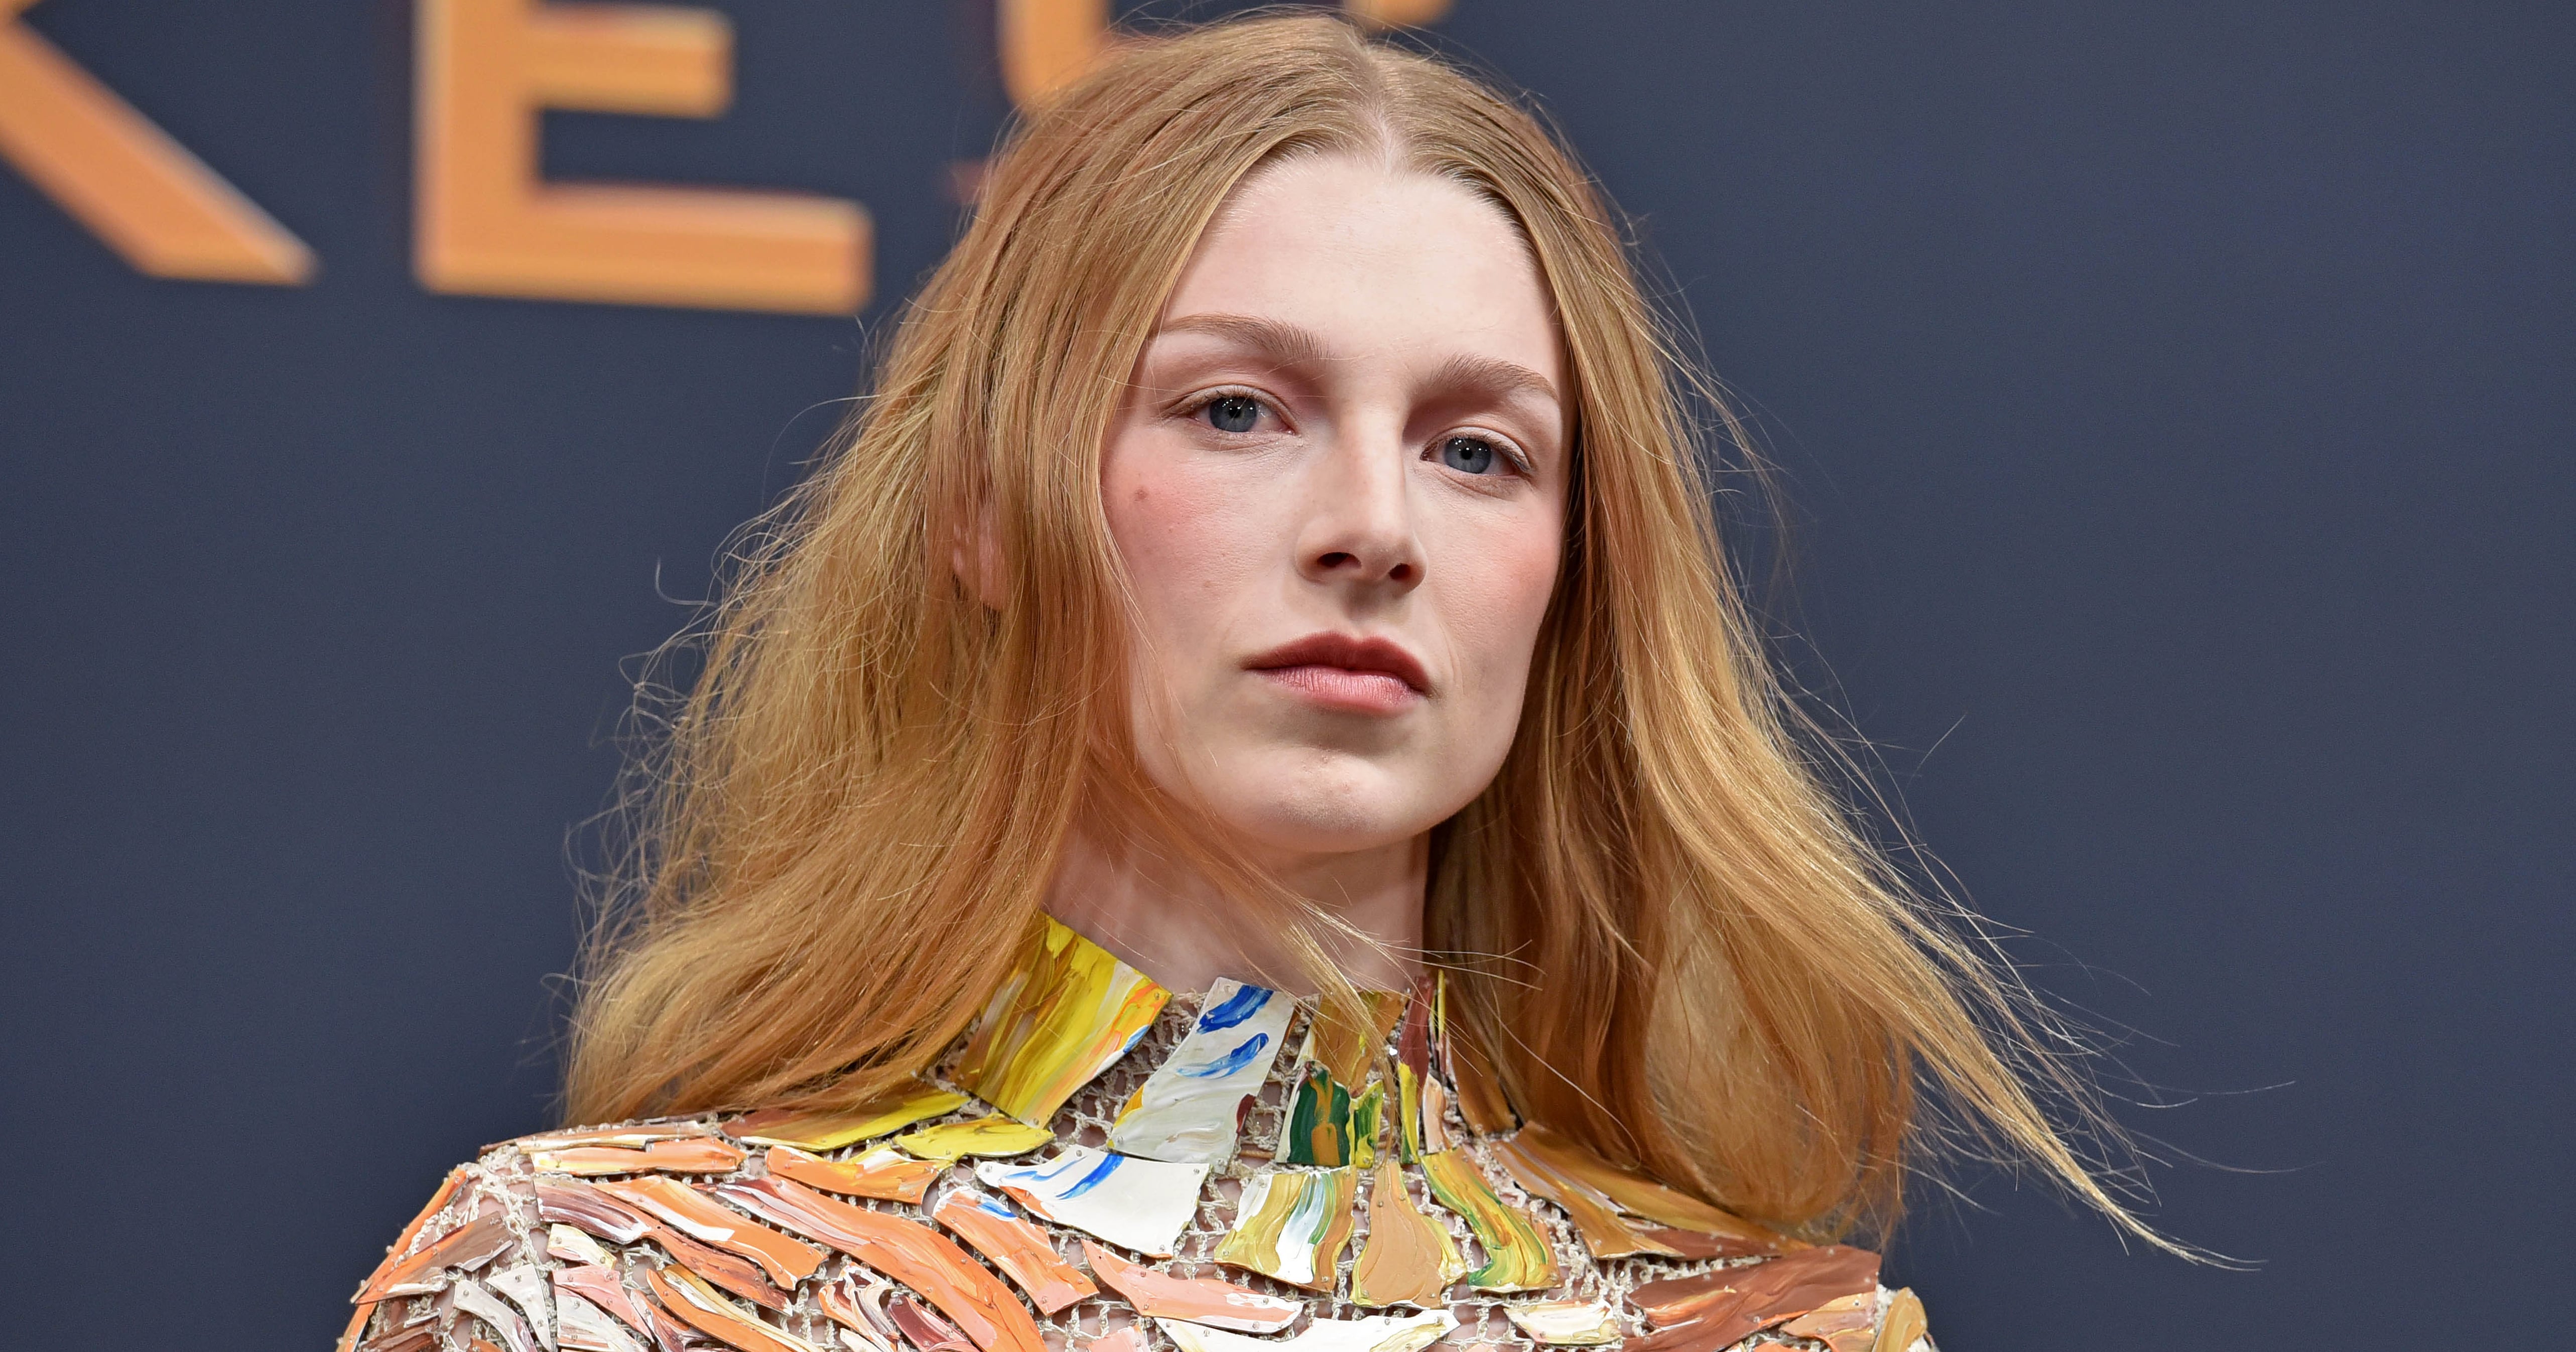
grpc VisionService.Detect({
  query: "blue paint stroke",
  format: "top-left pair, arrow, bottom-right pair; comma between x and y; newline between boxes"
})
972,1194 -> 1015,1219
1196,983 -> 1276,1033
1176,1031 -> 1271,1079
1056,1151 -> 1124,1199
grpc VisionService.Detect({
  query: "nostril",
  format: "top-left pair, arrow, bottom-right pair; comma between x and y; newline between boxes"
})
1388,563 -> 1414,582
1318,551 -> 1357,569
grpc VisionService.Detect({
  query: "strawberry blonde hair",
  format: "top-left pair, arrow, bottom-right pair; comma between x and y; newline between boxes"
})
566,12 -> 2164,1248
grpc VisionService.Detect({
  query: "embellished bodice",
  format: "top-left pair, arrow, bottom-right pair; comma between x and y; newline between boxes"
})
343,920 -> 1932,1352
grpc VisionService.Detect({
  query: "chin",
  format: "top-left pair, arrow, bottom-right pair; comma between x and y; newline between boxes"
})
1199,750 -> 1453,856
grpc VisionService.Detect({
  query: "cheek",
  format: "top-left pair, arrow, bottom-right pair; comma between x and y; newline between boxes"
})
1100,429 -> 1276,678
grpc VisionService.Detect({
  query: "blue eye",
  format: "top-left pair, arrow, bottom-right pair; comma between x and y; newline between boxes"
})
1440,436 -> 1499,475
1206,395 -> 1261,434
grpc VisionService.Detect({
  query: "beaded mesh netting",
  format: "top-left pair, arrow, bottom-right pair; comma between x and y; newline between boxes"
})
347,992 -> 1923,1352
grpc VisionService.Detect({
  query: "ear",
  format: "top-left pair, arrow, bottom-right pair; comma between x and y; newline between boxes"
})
949,497 -> 1007,610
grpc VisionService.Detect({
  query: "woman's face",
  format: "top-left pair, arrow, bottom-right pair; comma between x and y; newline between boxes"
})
1102,153 -> 1570,858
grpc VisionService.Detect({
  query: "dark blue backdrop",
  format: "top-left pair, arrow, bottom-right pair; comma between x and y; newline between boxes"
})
3,2 -> 2567,1348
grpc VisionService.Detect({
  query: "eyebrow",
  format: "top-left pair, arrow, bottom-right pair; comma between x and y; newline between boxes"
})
1151,312 -> 1560,408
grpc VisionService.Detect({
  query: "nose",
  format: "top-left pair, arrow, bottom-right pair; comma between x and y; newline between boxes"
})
1294,421 -> 1425,595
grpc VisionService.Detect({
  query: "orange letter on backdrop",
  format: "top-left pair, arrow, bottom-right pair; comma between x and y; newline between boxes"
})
417,0 -> 868,314
0,0 -> 312,284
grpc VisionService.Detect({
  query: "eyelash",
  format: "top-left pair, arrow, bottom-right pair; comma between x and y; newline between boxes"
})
1174,387 -> 1535,478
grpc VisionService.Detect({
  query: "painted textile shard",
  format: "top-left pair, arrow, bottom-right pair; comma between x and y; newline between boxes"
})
1628,1246 -> 1882,1352
488,1265 -> 558,1351
1280,1066 -> 1352,1167
1872,1288 -> 1927,1352
1304,991 -> 1408,1087
355,1209 -> 515,1300
892,1115 -> 1056,1162
455,1277 -> 542,1352
349,1166 -> 469,1324
1430,986 -> 1517,1136
725,1087 -> 970,1152
889,1295 -> 978,1352
1085,1329 -> 1146,1352
815,1273 -> 902,1352
975,1146 -> 1210,1258
1631,1227 -> 1777,1262
1392,991 -> 1434,1161
596,1177 -> 825,1287
1491,1137 -> 1680,1261
1156,1310 -> 1456,1352
643,1263 -> 824,1352
1509,1127 -> 1783,1253
1212,1167 -> 1359,1291
931,1186 -> 1098,1315
532,1136 -> 749,1177
538,1178 -> 788,1311
711,1175 -> 1045,1352
1106,978 -> 1293,1163
1078,1241 -> 1302,1333
1348,1161 -> 1465,1309
360,1321 -> 441,1352
557,1290 -> 647,1352
1345,1084 -> 1386,1169
513,1124 -> 717,1152
549,1225 -> 617,1267
1503,1300 -> 1622,1346
764,1145 -> 942,1205
554,1266 -> 650,1339
955,916 -> 1170,1126
1416,1149 -> 1558,1293
1781,1292 -> 1876,1352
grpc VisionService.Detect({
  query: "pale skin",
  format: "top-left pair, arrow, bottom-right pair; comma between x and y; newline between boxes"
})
1044,152 -> 1572,993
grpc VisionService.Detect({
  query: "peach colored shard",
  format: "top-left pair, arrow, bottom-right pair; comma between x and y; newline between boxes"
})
651,1224 -> 793,1312
633,1281 -> 700,1352
710,1175 -> 1045,1352
557,1289 -> 648,1352
725,1086 -> 970,1152
1490,1137 -> 1680,1261
1510,1127 -> 1785,1252
1416,1149 -> 1556,1293
1872,1288 -> 1928,1352
893,1115 -> 1057,1162
764,1145 -> 942,1205
1783,1292 -> 1876,1352
455,1277 -> 542,1352
815,1273 -> 901,1350
931,1186 -> 1097,1315
355,1210 -> 516,1300
955,915 -> 1170,1125
1627,1246 -> 1882,1352
1155,1310 -> 1455,1352
550,1224 -> 617,1267
533,1136 -> 748,1177
595,1176 -> 826,1286
976,1147 -> 1209,1258
888,1294 -> 977,1352
1502,1300 -> 1621,1346
511,1124 -> 717,1152
537,1178 -> 788,1310
1212,1167 -> 1359,1290
487,1265 -> 557,1351
1086,1329 -> 1146,1352
361,1322 -> 440,1352
1080,1240 -> 1302,1334
644,1263 -> 825,1352
1631,1227 -> 1777,1262
556,1266 -> 651,1336
1349,1161 -> 1464,1309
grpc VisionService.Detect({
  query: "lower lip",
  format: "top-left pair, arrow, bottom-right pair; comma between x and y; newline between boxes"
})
1253,664 -> 1424,715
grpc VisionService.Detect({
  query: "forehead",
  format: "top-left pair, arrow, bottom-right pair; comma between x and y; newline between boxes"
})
1157,153 -> 1561,379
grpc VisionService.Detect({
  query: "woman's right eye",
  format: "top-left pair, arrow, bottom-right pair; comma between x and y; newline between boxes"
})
1204,394 -> 1262,434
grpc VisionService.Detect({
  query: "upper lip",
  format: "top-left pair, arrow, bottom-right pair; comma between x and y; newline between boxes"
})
1243,632 -> 1432,694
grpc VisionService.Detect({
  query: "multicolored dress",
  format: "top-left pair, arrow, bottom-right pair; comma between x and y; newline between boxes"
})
342,919 -> 1934,1352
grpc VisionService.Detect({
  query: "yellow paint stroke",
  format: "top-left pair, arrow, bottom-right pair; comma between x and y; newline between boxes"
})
1213,1168 -> 1358,1291
1419,1149 -> 1557,1293
893,1115 -> 1055,1162
956,917 -> 1169,1125
1348,1082 -> 1386,1170
726,1085 -> 968,1151
1491,1137 -> 1679,1261
1349,1160 -> 1464,1308
1305,990 -> 1407,1087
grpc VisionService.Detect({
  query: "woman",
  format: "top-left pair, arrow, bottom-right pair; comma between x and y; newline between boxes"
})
343,16 -> 2159,1352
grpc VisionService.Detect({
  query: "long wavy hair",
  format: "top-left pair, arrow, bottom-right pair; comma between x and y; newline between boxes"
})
565,12 -> 2162,1248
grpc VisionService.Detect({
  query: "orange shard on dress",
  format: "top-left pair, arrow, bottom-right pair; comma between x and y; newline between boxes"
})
765,1144 -> 942,1204
711,1175 -> 1046,1352
1079,1240 -> 1303,1333
594,1175 -> 826,1286
644,1262 -> 824,1352
353,1209 -> 514,1300
930,1186 -> 1097,1315
1628,1246 -> 1882,1352
533,1136 -> 750,1176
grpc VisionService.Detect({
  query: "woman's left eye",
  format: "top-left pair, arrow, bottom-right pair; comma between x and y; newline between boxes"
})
1438,435 -> 1504,475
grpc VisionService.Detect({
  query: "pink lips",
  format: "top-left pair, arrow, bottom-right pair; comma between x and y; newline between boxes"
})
1243,633 -> 1431,715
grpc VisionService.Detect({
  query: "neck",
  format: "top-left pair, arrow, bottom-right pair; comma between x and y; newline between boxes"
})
1044,816 -> 1427,995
